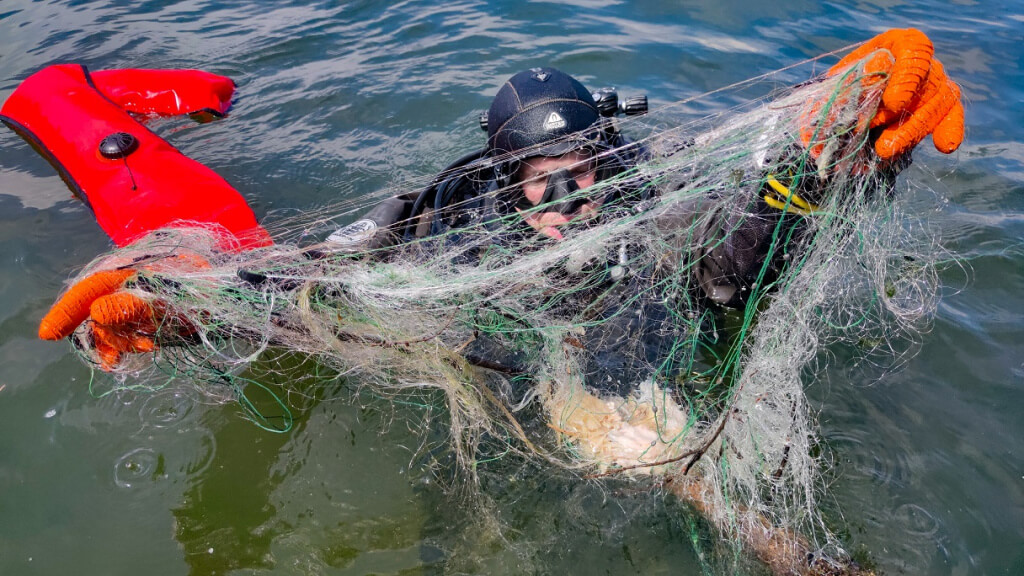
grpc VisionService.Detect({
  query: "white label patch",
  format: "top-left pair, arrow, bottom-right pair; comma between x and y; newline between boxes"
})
543,111 -> 566,131
327,219 -> 377,247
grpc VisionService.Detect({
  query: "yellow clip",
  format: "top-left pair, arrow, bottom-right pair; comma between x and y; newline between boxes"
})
763,175 -> 818,216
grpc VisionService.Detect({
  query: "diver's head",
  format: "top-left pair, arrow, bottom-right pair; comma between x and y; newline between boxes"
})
486,67 -> 602,159
487,67 -> 605,239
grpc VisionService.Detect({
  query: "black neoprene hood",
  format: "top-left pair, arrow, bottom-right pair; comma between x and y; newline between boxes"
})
486,67 -> 600,158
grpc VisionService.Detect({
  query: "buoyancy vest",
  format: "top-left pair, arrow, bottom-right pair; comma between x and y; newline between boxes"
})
1,64 -> 271,250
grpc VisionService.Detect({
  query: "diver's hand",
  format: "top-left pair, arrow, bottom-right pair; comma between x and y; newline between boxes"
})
39,267 -> 158,370
39,254 -> 208,370
832,28 -> 965,159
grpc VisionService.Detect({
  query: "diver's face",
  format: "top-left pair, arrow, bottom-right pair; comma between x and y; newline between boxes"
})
515,150 -> 599,241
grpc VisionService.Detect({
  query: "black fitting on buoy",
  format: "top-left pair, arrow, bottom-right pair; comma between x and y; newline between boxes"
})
98,132 -> 139,159
99,132 -> 140,190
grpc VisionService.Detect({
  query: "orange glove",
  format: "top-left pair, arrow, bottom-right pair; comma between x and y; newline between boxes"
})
38,254 -> 209,370
826,28 -> 965,160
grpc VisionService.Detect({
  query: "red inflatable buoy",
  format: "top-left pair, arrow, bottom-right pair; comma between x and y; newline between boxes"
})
0,64 -> 272,250
90,67 -> 236,117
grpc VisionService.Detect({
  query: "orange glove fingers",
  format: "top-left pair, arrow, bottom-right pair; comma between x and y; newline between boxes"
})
91,323 -> 156,371
855,51 -> 895,130
915,60 -> 964,153
93,338 -> 123,371
818,28 -> 963,160
874,76 -> 959,159
869,107 -> 900,129
38,268 -> 136,340
128,334 -> 157,353
882,29 -> 934,112
911,58 -> 950,108
828,28 -> 934,112
90,325 -> 124,370
90,291 -> 155,326
874,59 -> 960,158
870,56 -> 946,128
92,323 -> 156,354
933,95 -> 965,153
860,49 -> 895,86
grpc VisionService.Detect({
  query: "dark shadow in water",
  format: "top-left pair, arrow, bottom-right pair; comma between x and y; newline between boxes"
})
169,359 -> 320,574
171,405 -> 300,573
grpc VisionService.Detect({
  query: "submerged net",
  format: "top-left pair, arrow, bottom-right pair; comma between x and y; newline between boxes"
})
67,52 -> 945,575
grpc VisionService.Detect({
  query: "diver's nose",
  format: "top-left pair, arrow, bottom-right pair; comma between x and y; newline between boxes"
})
543,168 -> 587,215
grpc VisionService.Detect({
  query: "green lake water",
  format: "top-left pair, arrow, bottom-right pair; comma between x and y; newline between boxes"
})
0,1 -> 1021,574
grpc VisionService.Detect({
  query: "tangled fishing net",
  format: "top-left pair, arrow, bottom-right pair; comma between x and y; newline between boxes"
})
67,53 -> 946,575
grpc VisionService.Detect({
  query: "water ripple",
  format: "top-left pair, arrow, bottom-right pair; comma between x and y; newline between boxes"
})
139,387 -> 200,429
113,426 -> 217,490
114,447 -> 161,489
824,430 -> 910,490
891,502 -> 940,538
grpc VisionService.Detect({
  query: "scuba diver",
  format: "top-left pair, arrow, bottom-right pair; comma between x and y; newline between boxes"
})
322,65 -> 649,253
321,63 -> 789,311
34,28 -> 965,369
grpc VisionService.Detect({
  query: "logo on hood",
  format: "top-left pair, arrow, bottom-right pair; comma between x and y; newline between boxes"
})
543,111 -> 566,131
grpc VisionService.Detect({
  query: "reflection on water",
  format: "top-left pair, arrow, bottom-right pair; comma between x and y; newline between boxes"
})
1,0 -> 1023,574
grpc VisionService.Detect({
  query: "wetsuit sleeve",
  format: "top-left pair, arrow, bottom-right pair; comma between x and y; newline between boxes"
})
318,193 -> 418,253
317,149 -> 491,255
